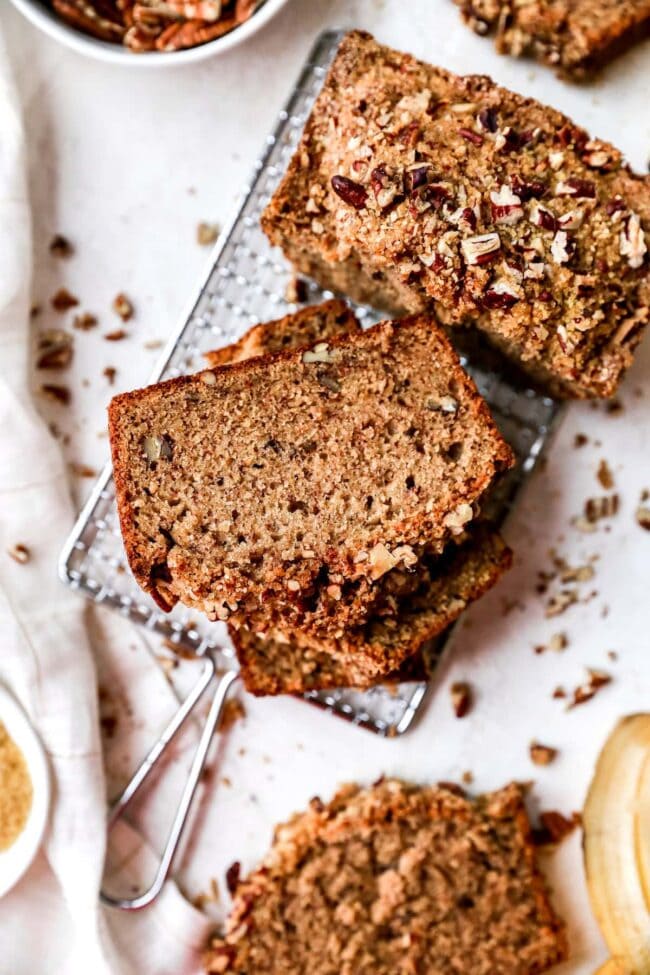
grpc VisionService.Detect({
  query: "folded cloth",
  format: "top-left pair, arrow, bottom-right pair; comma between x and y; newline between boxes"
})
0,28 -> 210,975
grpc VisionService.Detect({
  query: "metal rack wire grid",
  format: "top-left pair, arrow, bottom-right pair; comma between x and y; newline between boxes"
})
59,29 -> 561,738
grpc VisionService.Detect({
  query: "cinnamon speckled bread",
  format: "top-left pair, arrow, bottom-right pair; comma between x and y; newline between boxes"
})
205,299 -> 360,366
455,0 -> 650,80
205,779 -> 568,975
262,30 -> 650,397
232,528 -> 511,694
109,314 -> 513,634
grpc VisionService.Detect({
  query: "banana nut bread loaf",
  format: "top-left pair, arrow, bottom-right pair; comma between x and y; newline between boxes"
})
232,528 -> 511,694
109,314 -> 513,635
204,299 -> 360,366
455,0 -> 650,80
261,30 -> 650,398
205,778 -> 568,975
202,304 -> 511,693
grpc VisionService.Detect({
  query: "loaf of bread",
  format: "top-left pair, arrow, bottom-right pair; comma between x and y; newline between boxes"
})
205,779 -> 568,975
109,314 -> 513,636
262,31 -> 649,397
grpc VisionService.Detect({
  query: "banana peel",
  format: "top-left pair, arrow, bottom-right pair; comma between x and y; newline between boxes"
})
596,960 -> 637,975
584,714 -> 650,974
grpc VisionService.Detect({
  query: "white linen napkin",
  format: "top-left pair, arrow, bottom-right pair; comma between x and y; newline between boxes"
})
0,30 -> 211,975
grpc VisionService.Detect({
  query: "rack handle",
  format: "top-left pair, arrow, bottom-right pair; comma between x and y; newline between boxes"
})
101,658 -> 239,910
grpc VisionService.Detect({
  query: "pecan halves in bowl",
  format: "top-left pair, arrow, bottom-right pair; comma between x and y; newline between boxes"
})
48,0 -> 263,51
52,0 -> 126,42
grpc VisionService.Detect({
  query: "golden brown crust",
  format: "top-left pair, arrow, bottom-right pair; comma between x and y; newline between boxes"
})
262,30 -> 650,398
455,0 -> 650,80
205,300 -> 360,366
231,528 -> 512,694
205,779 -> 569,974
109,313 -> 513,630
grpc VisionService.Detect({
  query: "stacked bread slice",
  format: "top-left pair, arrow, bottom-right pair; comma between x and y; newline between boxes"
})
109,301 -> 513,694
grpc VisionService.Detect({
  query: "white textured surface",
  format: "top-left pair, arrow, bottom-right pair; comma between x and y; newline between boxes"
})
2,1 -> 650,970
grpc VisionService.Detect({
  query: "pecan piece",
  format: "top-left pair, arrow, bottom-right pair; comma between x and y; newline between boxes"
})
450,681 -> 472,718
51,288 -> 79,312
49,234 -> 74,258
36,329 -> 73,370
530,742 -> 558,766
489,184 -> 523,225
331,175 -> 367,210
555,178 -> 596,199
369,164 -> 403,211
461,232 -> 501,265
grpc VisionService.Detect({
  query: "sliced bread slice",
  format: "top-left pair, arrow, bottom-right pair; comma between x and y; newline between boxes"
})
109,314 -> 513,631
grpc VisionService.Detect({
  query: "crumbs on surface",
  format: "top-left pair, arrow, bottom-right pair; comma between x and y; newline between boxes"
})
0,720 -> 33,851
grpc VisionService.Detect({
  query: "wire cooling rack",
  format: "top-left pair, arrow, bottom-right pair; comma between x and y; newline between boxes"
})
59,29 -> 562,738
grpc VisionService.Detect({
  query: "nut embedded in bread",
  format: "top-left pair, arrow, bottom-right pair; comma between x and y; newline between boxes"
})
205,779 -> 569,974
261,30 -> 650,398
108,314 -> 513,631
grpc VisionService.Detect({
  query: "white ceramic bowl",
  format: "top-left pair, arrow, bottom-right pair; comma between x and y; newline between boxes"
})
7,0 -> 290,67
0,684 -> 50,898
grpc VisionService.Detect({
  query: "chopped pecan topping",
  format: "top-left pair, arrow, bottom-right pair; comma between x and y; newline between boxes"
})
550,230 -> 571,264
461,232 -> 501,265
331,175 -> 367,209
476,107 -> 498,133
530,202 -> 557,232
369,164 -> 404,210
490,184 -> 523,225
482,278 -> 519,309
510,175 -> 546,201
619,213 -> 647,269
555,178 -> 596,199
459,127 -> 483,146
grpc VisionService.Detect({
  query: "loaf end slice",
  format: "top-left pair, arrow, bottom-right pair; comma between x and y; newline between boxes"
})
205,779 -> 568,974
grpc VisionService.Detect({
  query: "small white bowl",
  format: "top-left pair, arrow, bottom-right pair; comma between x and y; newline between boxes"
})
0,684 -> 50,898
7,0 -> 290,67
